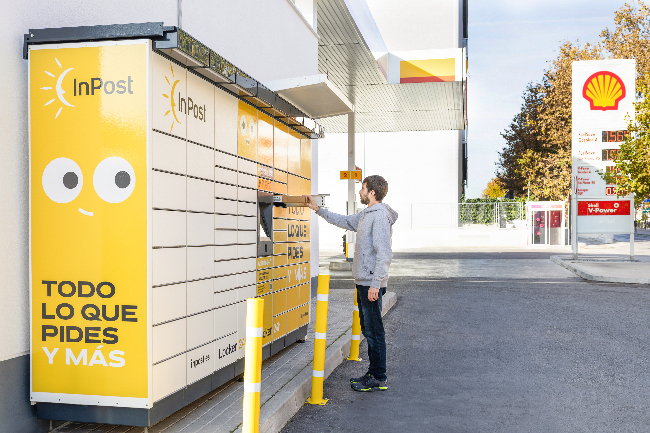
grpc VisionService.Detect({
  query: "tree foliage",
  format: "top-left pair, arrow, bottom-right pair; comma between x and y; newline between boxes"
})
482,177 -> 506,198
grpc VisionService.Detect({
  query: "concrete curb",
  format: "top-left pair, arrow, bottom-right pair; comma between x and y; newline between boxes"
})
551,255 -> 650,285
238,291 -> 397,433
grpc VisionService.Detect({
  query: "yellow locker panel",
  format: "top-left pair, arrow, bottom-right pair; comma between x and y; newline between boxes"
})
273,206 -> 288,219
238,101 -> 257,161
273,276 -> 288,291
287,206 -> 307,221
274,218 -> 288,231
273,181 -> 287,195
300,241 -> 311,263
274,169 -> 288,183
288,263 -> 309,287
287,308 -> 300,333
273,242 -> 287,256
287,220 -> 308,242
274,254 -> 288,267
257,177 -> 272,192
258,112 -> 274,167
262,294 -> 272,345
273,313 -> 286,341
287,243 -> 302,265
274,123 -> 288,172
272,290 -> 287,316
299,303 -> 310,327
287,173 -> 299,196
257,281 -> 271,296
299,283 -> 310,305
287,130 -> 301,175
272,266 -> 288,280
301,138 -> 312,179
257,256 -> 272,270
273,231 -> 287,243
287,285 -> 300,310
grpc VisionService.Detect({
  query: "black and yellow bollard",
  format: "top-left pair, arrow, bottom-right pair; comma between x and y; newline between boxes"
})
242,298 -> 264,433
346,287 -> 362,361
307,274 -> 330,405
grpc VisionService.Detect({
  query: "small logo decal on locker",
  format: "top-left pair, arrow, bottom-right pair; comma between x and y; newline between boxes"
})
41,58 -> 75,119
162,62 -> 182,132
42,157 -> 136,216
583,71 -> 626,111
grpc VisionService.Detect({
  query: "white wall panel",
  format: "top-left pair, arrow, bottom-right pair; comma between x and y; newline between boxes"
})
237,270 -> 256,289
238,230 -> 257,244
215,183 -> 237,200
214,214 -> 237,230
237,173 -> 257,189
187,143 -> 215,180
214,258 -> 237,277
237,187 -> 257,202
153,248 -> 186,286
214,275 -> 238,293
214,166 -> 237,185
153,283 -> 187,325
237,284 -> 256,301
153,210 -> 186,247
153,354 -> 186,403
214,289 -> 237,308
153,171 -> 186,210
187,178 -> 214,213
187,278 -> 214,316
187,342 -> 214,385
215,151 -> 237,170
187,311 -> 214,349
214,333 -> 238,371
214,90 -> 238,155
153,131 -> 186,175
215,304 -> 238,339
153,319 -> 187,363
215,230 -> 238,246
238,158 -> 256,175
214,245 -> 238,262
215,198 -> 238,215
238,215 -> 257,230
238,244 -> 257,259
238,202 -> 257,217
187,246 -> 214,280
187,212 -> 214,246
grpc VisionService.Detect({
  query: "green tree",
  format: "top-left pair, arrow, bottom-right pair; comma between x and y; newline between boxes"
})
482,177 -> 506,198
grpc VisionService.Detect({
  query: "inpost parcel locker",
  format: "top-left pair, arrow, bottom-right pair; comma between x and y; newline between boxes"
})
27,24 -> 318,426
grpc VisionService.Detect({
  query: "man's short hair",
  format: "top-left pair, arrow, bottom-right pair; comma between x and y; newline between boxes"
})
363,175 -> 388,201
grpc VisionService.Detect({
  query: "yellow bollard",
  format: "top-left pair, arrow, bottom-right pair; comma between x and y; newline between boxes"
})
307,274 -> 330,405
346,287 -> 362,361
242,298 -> 264,433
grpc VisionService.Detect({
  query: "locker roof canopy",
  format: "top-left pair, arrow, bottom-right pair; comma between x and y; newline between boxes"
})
23,22 -> 325,138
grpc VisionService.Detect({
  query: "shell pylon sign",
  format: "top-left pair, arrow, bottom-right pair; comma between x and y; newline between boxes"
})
582,71 -> 626,111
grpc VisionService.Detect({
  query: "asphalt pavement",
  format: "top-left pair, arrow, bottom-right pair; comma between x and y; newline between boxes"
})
282,251 -> 650,433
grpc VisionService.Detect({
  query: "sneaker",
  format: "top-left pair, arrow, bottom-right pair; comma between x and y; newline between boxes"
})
350,372 -> 372,384
351,374 -> 387,392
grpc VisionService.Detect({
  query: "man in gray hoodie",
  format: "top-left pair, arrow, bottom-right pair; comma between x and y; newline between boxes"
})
306,175 -> 398,392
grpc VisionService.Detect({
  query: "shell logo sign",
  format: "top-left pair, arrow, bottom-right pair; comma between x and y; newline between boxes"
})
582,71 -> 626,111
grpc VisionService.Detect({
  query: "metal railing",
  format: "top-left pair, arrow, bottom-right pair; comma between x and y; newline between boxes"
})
458,202 -> 524,229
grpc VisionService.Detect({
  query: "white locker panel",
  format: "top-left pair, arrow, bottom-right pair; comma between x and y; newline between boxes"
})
238,215 -> 257,230
187,278 -> 214,316
237,187 -> 257,202
214,166 -> 237,186
215,304 -> 238,339
214,289 -> 237,308
237,172 -> 257,189
153,318 -> 187,363
214,333 -> 238,371
215,150 -> 237,171
215,198 -> 238,215
238,202 -> 257,216
153,210 -> 186,247
187,310 -> 214,349
215,183 -> 237,200
153,171 -> 186,210
239,258 -> 257,273
238,244 -> 257,259
153,248 -> 186,286
153,52 -> 186,140
187,178 -> 214,213
214,214 -> 237,230
187,342 -> 215,385
238,158 -> 256,175
237,284 -> 256,301
238,230 -> 257,244
215,230 -> 237,245
152,131 -> 186,175
236,301 -> 247,359
153,283 -> 187,325
187,143 -> 215,180
186,71 -> 215,148
214,88 -> 238,155
187,212 -> 214,246
214,245 -> 238,262
214,274 -> 237,292
214,258 -> 236,277
187,246 -> 214,280
237,270 -> 256,289
153,354 -> 186,402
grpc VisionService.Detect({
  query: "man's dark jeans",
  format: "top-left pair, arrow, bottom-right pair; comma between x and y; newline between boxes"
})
356,284 -> 387,381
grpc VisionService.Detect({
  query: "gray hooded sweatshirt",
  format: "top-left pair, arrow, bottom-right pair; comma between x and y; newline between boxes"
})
316,203 -> 398,288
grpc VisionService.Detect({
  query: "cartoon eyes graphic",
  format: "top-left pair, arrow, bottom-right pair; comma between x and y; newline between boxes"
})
42,157 -> 136,205
42,158 -> 83,203
240,115 -> 247,137
249,119 -> 255,137
93,157 -> 136,203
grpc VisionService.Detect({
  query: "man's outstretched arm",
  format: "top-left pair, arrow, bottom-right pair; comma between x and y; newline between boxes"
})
305,195 -> 361,232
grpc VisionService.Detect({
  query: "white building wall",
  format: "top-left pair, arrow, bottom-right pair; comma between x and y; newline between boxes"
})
317,130 -> 462,252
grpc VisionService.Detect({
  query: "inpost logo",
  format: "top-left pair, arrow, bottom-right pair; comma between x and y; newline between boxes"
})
582,71 -> 626,111
162,61 -> 207,133
42,57 -> 135,119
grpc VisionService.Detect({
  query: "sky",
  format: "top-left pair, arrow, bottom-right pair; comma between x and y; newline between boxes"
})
465,0 -> 626,198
